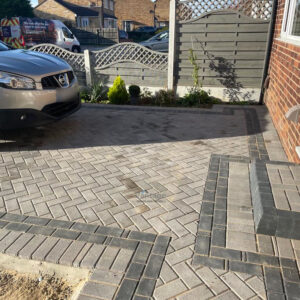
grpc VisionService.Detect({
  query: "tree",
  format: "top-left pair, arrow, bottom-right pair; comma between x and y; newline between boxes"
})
0,0 -> 34,19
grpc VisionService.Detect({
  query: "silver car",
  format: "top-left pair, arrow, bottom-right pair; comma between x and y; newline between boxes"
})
0,41 -> 80,129
139,31 -> 169,52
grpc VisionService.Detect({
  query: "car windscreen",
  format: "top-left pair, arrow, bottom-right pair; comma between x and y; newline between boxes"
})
62,27 -> 73,39
0,42 -> 10,51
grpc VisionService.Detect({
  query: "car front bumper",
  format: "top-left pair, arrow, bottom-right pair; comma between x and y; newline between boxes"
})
0,79 -> 81,129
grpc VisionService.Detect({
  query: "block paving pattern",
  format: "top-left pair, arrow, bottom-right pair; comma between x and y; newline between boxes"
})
0,104 -> 295,299
194,154 -> 300,300
0,211 -> 170,299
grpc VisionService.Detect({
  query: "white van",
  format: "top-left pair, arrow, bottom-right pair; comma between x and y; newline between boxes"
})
0,17 -> 81,52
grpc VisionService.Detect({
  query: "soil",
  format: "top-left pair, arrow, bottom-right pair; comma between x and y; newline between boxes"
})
0,270 -> 73,300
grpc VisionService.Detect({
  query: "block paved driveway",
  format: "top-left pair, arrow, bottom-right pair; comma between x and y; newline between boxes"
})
0,104 -> 287,299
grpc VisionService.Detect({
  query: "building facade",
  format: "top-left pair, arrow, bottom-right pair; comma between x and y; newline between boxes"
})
35,0 -> 116,28
114,0 -> 169,31
264,0 -> 300,163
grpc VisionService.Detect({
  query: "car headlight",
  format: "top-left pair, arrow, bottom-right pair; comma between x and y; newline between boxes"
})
0,71 -> 36,90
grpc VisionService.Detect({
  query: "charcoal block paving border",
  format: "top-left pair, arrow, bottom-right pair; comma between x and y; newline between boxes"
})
0,212 -> 171,300
250,160 -> 300,240
193,154 -> 300,300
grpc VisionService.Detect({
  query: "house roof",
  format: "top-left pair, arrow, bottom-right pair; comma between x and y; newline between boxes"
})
103,13 -> 117,20
55,0 -> 99,16
35,0 -> 100,17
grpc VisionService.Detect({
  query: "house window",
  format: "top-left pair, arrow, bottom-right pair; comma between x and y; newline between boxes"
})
282,0 -> 300,43
104,18 -> 117,28
104,0 -> 109,9
81,17 -> 89,28
109,0 -> 114,11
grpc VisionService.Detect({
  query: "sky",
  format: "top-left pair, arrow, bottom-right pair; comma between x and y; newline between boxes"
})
30,0 -> 38,7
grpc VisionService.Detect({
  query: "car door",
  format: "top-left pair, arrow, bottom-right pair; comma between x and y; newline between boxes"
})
155,32 -> 169,52
61,27 -> 74,51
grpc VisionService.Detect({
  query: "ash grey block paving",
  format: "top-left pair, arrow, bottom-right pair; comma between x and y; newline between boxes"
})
90,269 -> 123,285
176,284 -> 214,300
18,235 -> 47,259
115,279 -> 138,300
111,248 -> 134,273
52,228 -> 80,240
73,243 -> 93,268
81,281 -> 118,300
24,216 -> 51,226
45,239 -> 72,264
32,237 -> 59,261
59,240 -> 87,266
0,231 -> 22,252
95,246 -> 120,270
195,235 -> 210,255
173,262 -> 201,289
80,244 -> 106,269
71,222 -> 98,233
77,295 -> 100,300
5,222 -> 31,233
5,233 -> 34,256
27,225 -> 55,236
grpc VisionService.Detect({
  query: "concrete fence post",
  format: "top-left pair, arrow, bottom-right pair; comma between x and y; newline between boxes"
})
168,0 -> 177,90
84,49 -> 93,86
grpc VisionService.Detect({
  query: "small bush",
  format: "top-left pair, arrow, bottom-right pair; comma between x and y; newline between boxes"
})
108,76 -> 129,105
80,82 -> 108,103
129,85 -> 141,97
80,88 -> 91,102
155,89 -> 177,106
90,82 -> 108,103
182,87 -> 211,107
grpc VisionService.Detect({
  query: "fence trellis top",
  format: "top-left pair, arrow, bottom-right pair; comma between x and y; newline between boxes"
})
176,0 -> 273,22
93,43 -> 168,71
30,43 -> 168,72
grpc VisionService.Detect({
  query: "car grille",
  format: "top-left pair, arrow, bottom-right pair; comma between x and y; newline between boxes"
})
41,71 -> 75,89
42,99 -> 79,118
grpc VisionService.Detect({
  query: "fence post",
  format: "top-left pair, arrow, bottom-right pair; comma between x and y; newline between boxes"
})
168,0 -> 176,90
84,49 -> 93,86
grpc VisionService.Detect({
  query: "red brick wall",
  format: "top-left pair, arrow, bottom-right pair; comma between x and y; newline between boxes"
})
115,0 -> 169,29
265,0 -> 300,163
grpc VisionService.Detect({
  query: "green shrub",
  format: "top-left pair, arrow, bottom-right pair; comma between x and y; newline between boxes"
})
182,87 -> 211,107
108,76 -> 129,105
90,82 -> 108,103
155,89 -> 177,106
129,85 -> 141,97
139,88 -> 155,105
80,82 -> 108,103
80,88 -> 91,102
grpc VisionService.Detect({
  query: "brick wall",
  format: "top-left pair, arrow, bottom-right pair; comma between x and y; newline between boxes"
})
38,0 -> 103,5
115,0 -> 169,29
35,0 -> 76,24
264,0 -> 300,163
